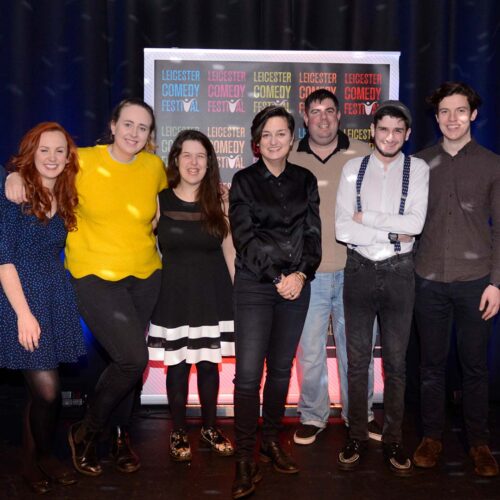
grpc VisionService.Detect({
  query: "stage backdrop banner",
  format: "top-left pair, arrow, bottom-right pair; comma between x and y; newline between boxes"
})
142,48 -> 400,408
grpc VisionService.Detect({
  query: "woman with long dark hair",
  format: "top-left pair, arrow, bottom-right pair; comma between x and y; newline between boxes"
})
6,98 -> 167,477
0,122 -> 85,494
229,106 -> 321,499
148,130 -> 235,461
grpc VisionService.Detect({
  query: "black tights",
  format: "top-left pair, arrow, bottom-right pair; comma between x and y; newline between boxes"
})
22,369 -> 62,478
167,361 -> 219,430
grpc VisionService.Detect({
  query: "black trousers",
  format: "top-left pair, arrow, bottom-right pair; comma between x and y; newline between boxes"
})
414,274 -> 492,446
233,272 -> 310,460
72,271 -> 161,432
344,250 -> 414,444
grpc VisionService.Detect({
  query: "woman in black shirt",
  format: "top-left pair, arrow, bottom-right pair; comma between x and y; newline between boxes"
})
229,106 -> 321,498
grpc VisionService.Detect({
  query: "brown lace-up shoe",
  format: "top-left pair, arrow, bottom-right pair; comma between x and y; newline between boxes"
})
413,437 -> 442,468
469,445 -> 499,477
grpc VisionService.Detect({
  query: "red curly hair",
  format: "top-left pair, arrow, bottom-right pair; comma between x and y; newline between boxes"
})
7,122 -> 79,231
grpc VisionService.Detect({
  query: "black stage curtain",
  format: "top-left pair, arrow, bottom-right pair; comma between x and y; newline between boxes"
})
0,0 -> 499,399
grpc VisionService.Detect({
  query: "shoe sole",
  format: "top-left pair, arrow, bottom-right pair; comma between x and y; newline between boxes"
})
368,431 -> 383,442
388,463 -> 413,477
67,425 -> 103,477
337,460 -> 361,471
293,427 -> 324,445
170,452 -> 192,462
114,461 -> 141,473
259,453 -> 299,474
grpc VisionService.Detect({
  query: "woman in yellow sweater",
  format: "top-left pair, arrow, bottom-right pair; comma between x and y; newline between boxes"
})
6,98 -> 167,477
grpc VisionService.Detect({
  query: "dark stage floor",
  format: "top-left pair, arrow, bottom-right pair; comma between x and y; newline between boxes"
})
0,403 -> 499,500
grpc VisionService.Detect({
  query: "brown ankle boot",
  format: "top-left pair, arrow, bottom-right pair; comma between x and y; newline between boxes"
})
413,437 -> 442,468
110,426 -> 140,473
469,445 -> 499,477
68,421 -> 102,477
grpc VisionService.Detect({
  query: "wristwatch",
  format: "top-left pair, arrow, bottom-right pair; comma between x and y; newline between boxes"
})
388,232 -> 399,244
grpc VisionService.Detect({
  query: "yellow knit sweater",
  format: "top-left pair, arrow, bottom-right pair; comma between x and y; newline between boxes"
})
65,145 -> 167,281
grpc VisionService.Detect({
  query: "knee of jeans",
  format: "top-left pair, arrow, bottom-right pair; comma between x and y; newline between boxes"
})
266,364 -> 292,382
234,378 -> 260,395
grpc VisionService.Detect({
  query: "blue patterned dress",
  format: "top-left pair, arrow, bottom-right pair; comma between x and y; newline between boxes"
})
0,189 -> 86,370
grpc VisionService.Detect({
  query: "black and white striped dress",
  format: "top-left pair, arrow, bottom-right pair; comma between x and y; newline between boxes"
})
147,188 -> 235,365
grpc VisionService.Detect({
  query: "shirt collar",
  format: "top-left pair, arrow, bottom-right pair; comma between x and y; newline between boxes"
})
296,129 -> 350,163
437,137 -> 477,157
255,158 -> 291,180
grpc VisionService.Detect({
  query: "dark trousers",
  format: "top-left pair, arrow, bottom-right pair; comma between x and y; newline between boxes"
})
344,250 -> 414,444
233,272 -> 310,460
72,271 -> 161,432
414,274 -> 492,446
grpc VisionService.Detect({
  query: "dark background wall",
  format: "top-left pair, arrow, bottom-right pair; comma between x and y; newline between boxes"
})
0,0 -> 499,399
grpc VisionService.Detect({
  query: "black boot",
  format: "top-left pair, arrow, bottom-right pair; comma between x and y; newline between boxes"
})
68,421 -> 102,477
232,460 -> 262,499
110,426 -> 140,473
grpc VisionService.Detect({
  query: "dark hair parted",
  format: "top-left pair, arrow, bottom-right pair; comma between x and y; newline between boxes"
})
7,122 -> 79,231
167,130 -> 228,239
97,97 -> 157,152
304,89 -> 340,113
427,82 -> 482,113
250,106 -> 295,155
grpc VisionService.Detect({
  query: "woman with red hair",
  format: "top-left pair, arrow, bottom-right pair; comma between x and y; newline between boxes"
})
0,122 -> 85,494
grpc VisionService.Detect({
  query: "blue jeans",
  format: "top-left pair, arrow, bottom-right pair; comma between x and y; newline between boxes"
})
296,271 -> 376,426
344,251 -> 414,443
415,275 -> 492,446
233,271 -> 311,460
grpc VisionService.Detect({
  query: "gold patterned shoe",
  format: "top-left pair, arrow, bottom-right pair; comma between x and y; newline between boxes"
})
200,427 -> 234,456
170,429 -> 192,462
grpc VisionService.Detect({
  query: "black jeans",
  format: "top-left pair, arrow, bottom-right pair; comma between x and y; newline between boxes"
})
72,271 -> 161,432
233,272 -> 310,460
344,250 -> 414,444
414,274 -> 492,446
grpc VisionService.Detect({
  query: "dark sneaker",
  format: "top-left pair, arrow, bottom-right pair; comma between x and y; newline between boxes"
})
337,439 -> 367,470
293,424 -> 325,445
383,442 -> 413,476
367,420 -> 383,442
170,429 -> 192,462
200,427 -> 234,456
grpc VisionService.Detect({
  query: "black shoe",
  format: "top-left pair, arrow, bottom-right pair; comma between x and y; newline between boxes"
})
23,475 -> 52,495
68,421 -> 103,477
259,441 -> 299,474
293,424 -> 324,445
383,442 -> 413,476
200,426 -> 234,456
110,426 -> 141,473
337,438 -> 367,471
232,460 -> 262,499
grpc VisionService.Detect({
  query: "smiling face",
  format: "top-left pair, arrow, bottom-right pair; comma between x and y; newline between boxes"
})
258,116 -> 294,166
34,130 -> 69,189
304,97 -> 341,147
436,93 -> 477,147
110,104 -> 153,161
177,139 -> 208,188
370,115 -> 411,162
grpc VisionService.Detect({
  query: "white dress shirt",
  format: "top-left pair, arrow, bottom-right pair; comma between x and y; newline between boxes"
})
335,152 -> 429,261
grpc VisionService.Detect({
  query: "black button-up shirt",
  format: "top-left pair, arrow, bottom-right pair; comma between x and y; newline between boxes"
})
229,159 -> 321,283
414,139 -> 500,284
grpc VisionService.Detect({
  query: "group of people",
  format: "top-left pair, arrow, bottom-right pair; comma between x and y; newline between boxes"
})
0,81 -> 497,499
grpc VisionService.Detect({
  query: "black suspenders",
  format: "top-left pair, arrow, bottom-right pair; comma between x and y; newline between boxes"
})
355,155 -> 411,253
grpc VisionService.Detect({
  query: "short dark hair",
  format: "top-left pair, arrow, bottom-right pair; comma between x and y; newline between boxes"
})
304,89 -> 340,113
250,106 -> 295,153
98,97 -> 157,152
373,105 -> 411,130
427,82 -> 482,113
